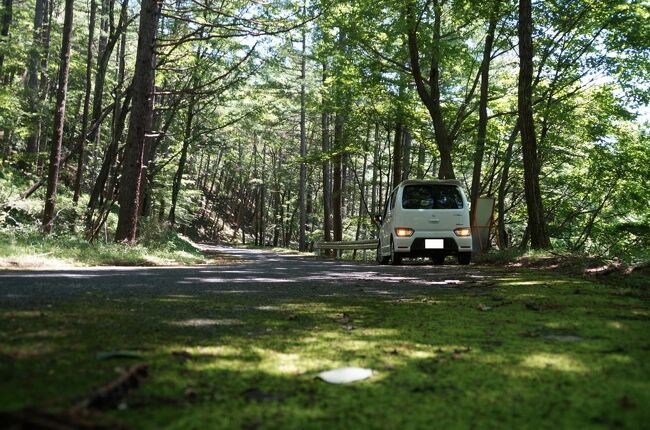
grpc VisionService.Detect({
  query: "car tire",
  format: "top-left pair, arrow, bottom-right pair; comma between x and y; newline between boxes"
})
458,252 -> 471,265
430,255 -> 445,265
376,241 -> 389,265
389,237 -> 402,265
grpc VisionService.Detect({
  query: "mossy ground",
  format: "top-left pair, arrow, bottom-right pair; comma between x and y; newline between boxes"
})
1,263 -> 648,429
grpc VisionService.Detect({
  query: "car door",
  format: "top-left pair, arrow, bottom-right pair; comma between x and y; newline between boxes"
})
381,189 -> 397,253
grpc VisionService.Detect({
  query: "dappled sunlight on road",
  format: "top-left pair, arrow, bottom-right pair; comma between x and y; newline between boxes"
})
0,246 -> 499,305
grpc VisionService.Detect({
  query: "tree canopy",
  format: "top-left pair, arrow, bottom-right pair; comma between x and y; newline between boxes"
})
0,0 -> 648,261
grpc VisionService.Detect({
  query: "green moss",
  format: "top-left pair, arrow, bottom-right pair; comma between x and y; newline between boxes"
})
0,270 -> 648,428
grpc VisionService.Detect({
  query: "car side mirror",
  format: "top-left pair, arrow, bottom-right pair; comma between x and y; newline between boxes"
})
373,214 -> 382,224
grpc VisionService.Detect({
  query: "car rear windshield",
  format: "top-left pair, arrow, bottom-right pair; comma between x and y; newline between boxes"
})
402,184 -> 464,209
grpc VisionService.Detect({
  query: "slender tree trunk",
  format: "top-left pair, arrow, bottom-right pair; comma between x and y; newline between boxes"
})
34,0 -> 52,174
470,0 -> 500,224
416,140 -> 425,179
353,148 -> 368,258
73,0 -> 97,205
392,122 -> 402,189
321,63 -> 332,244
86,91 -> 130,230
518,0 -> 551,249
90,0 -> 125,179
298,7 -> 307,251
168,98 -> 195,226
24,0 -> 45,158
401,128 -> 411,181
332,112 -> 344,242
273,149 -> 282,247
496,121 -> 519,249
259,143 -> 267,245
41,0 -> 74,233
115,0 -> 162,243
0,0 -> 12,74
370,123 -> 379,213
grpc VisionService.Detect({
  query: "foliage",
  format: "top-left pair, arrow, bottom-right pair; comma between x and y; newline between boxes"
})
0,0 -> 647,259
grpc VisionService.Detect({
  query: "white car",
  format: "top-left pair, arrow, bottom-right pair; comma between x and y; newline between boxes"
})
375,180 -> 473,265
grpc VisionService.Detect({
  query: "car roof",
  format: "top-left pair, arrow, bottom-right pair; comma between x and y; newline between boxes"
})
398,179 -> 463,188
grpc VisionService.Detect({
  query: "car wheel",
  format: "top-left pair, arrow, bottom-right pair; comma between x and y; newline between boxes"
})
376,241 -> 389,265
458,252 -> 471,265
389,237 -> 402,265
430,255 -> 445,265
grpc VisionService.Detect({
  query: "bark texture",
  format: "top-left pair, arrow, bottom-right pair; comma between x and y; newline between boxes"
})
115,0 -> 161,242
518,0 -> 551,249
73,0 -> 97,205
41,0 -> 74,233
470,0 -> 500,223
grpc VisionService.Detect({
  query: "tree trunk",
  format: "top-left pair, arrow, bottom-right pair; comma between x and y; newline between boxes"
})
496,121 -> 519,249
370,123 -> 379,213
85,90 -> 130,231
298,8 -> 307,251
41,0 -> 74,233
168,96 -> 195,226
0,0 -> 12,75
35,0 -> 53,173
406,0 -> 455,179
73,0 -> 97,205
416,140 -> 425,179
24,0 -> 45,158
401,128 -> 411,181
115,0 -> 162,243
518,0 -> 551,249
332,112 -> 344,242
90,0 -> 126,179
392,122 -> 402,189
470,0 -> 500,224
321,63 -> 332,244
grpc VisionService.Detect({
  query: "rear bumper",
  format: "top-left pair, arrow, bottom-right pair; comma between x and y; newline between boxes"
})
393,232 -> 472,256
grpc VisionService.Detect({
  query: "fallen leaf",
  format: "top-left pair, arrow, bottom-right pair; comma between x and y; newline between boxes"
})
477,303 -> 492,311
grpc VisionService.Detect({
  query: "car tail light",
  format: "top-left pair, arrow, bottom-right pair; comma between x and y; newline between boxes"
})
454,228 -> 471,237
395,227 -> 415,237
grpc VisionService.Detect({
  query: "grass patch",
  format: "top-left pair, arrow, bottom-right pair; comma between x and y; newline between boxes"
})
0,267 -> 648,428
0,228 -> 228,268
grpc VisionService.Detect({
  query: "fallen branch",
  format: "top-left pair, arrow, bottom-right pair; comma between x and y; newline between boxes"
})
71,363 -> 149,412
0,364 -> 148,429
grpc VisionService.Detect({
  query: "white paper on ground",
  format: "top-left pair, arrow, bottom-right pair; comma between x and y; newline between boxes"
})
317,367 -> 373,384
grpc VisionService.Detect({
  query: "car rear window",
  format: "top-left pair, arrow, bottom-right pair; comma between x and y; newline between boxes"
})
402,185 -> 464,209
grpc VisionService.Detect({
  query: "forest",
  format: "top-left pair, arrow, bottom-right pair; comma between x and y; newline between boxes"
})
0,0 -> 649,263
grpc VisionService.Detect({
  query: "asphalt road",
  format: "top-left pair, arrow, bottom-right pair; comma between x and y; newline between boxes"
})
0,246 -> 495,307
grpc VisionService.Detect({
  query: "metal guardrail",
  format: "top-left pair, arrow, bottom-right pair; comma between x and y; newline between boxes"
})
314,239 -> 379,260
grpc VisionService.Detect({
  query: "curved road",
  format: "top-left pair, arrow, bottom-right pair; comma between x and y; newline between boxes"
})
0,246 -> 495,306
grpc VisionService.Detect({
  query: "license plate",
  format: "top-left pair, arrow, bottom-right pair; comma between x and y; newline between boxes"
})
425,239 -> 444,249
